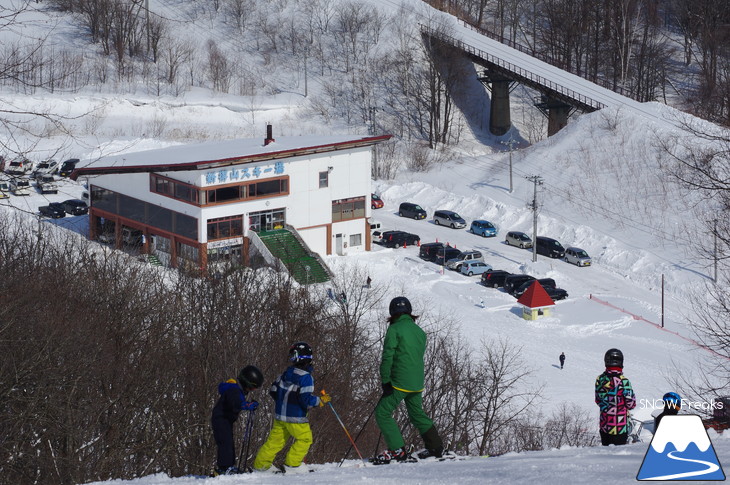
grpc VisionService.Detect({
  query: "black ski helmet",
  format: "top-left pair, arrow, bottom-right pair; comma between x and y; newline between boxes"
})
389,296 -> 412,317
238,365 -> 264,390
604,348 -> 624,367
289,342 -> 313,365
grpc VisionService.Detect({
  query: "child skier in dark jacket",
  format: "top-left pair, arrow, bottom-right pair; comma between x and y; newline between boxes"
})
253,342 -> 331,474
211,365 -> 264,475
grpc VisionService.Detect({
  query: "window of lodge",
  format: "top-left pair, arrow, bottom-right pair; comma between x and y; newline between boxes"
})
207,216 -> 244,240
332,196 -> 365,222
150,174 -> 288,206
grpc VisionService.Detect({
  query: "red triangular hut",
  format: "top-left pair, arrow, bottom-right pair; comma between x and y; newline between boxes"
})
517,281 -> 555,320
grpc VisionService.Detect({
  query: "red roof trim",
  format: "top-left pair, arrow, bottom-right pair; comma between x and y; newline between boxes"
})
71,134 -> 392,180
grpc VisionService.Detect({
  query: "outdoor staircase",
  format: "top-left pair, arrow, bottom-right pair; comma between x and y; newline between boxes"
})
147,254 -> 162,266
257,229 -> 330,284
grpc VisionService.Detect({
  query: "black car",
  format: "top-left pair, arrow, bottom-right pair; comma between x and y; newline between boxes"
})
545,286 -> 569,301
513,278 -> 558,299
434,247 -> 461,266
381,230 -> 420,248
504,274 -> 535,295
39,202 -> 66,219
62,199 -> 88,215
419,242 -> 444,261
535,236 -> 566,259
58,158 -> 80,177
481,270 -> 512,288
398,202 -> 427,220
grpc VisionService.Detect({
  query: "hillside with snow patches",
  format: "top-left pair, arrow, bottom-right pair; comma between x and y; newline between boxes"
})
1,1 -> 729,484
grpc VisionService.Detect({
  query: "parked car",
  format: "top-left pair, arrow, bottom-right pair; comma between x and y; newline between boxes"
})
0,180 -> 9,198
372,230 -> 385,244
481,270 -> 512,288
513,278 -> 557,299
469,219 -> 497,237
371,193 -> 384,209
33,159 -> 59,178
564,247 -> 592,267
58,158 -> 80,177
62,199 -> 89,215
398,202 -> 427,220
381,230 -> 420,248
122,227 -> 144,246
433,210 -> 466,229
6,157 -> 34,175
505,231 -> 533,249
545,286 -> 569,301
504,274 -> 535,295
369,220 -> 382,234
36,174 -> 58,194
446,250 -> 484,271
460,260 -> 493,276
434,246 -> 462,266
39,202 -> 66,218
418,242 -> 443,261
9,178 -> 31,195
535,236 -> 566,259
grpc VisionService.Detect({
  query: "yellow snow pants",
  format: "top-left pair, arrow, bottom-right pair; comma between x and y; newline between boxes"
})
253,420 -> 313,469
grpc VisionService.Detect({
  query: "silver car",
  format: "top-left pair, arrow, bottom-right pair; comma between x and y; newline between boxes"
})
564,247 -> 592,266
505,231 -> 533,249
433,210 -> 466,229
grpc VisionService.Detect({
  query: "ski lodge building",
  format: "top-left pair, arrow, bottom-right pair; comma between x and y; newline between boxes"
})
72,127 -> 390,278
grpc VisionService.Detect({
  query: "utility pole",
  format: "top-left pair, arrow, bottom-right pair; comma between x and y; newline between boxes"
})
526,175 -> 543,262
369,107 -> 378,177
501,136 -> 517,193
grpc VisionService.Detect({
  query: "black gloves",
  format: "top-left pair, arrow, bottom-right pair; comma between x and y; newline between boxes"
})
382,382 -> 394,397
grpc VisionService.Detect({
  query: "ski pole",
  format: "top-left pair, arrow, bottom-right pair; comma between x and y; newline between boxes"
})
338,404 -> 377,467
321,390 -> 365,462
237,408 -> 256,472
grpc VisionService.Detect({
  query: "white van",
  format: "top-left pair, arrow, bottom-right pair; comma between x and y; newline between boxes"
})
37,174 -> 58,194
369,220 -> 382,234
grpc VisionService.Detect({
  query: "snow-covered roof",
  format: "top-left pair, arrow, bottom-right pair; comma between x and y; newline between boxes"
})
71,134 -> 391,179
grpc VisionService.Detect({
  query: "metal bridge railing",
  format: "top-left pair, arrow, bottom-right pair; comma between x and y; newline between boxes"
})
422,25 -> 607,111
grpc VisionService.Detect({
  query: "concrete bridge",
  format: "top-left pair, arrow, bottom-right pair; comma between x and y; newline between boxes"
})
421,21 -> 645,137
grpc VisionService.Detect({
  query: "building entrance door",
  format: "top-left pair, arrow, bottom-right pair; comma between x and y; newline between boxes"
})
248,208 -> 286,232
335,233 -> 344,256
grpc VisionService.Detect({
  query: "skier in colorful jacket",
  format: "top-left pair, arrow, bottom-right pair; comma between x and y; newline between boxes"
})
211,365 -> 264,475
595,348 -> 636,445
373,296 -> 444,464
253,342 -> 331,474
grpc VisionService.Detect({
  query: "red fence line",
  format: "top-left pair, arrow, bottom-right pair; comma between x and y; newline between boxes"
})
588,294 -> 730,362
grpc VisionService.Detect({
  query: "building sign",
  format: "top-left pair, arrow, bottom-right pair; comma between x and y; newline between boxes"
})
203,162 -> 285,186
207,237 -> 243,249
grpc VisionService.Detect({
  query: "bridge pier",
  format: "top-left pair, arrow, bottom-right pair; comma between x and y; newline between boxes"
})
534,96 -> 573,137
478,71 -> 513,136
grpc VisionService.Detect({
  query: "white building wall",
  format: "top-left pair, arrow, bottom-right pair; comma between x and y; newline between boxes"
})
87,143 -> 374,256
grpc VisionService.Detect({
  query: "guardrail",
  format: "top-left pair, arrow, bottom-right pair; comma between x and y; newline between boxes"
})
422,25 -> 608,111
452,19 -> 635,100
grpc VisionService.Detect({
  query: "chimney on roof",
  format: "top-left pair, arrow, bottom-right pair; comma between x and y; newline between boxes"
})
264,124 -> 275,146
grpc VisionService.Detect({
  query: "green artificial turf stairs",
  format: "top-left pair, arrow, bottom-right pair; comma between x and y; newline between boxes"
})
257,229 -> 330,284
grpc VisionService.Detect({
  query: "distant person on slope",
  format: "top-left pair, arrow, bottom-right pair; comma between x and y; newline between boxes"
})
559,352 -> 565,369
654,392 -> 681,432
595,348 -> 636,446
373,297 -> 444,464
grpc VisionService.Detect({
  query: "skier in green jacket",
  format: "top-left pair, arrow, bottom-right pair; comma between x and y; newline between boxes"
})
373,296 -> 444,464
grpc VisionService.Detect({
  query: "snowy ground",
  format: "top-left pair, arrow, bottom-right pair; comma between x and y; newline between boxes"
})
85,434 -> 730,484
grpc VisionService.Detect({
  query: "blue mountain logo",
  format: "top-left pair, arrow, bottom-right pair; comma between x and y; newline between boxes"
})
637,414 -> 725,481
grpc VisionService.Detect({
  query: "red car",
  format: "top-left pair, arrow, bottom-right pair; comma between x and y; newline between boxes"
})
371,193 -> 384,209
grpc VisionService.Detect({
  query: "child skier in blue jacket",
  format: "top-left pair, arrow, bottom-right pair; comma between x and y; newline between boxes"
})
253,342 -> 331,474
211,365 -> 264,475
